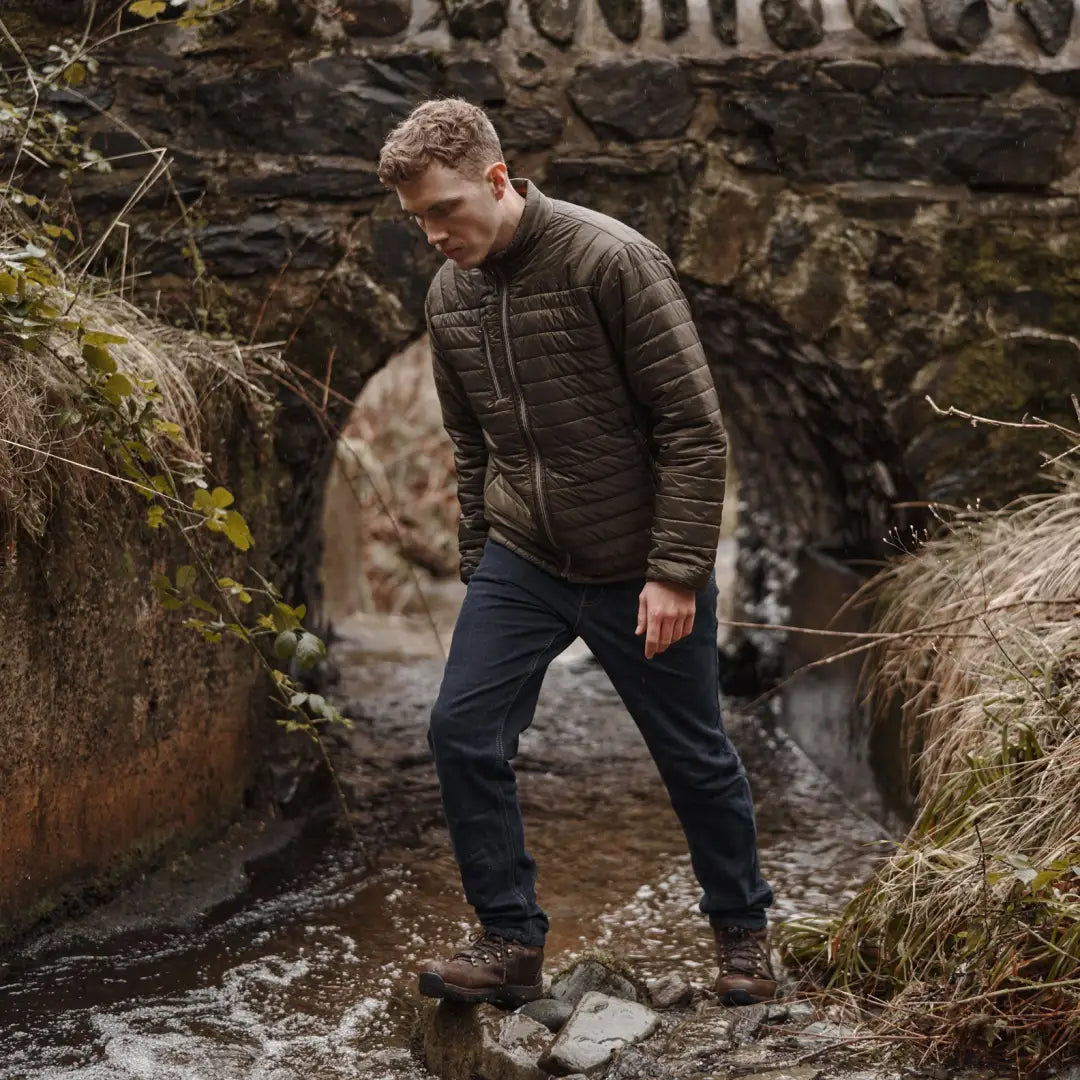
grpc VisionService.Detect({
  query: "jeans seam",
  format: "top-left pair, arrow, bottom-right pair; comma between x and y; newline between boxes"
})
495,627 -> 564,921
572,587 -> 587,634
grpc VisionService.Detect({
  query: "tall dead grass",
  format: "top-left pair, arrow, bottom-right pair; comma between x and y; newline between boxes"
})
0,200 -> 268,546
781,464 -> 1080,1072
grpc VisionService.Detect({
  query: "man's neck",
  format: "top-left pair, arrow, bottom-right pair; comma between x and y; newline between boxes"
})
489,182 -> 527,256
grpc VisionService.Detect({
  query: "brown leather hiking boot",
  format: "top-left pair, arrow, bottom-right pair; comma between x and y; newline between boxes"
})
418,932 -> 544,1006
713,926 -> 778,1005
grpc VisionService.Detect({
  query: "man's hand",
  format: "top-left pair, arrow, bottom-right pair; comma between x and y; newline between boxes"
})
636,580 -> 696,659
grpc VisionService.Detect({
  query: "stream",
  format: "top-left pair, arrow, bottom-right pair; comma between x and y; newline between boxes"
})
0,605 -> 888,1080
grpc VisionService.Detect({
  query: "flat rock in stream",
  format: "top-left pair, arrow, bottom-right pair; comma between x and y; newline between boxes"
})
423,1001 -> 552,1080
539,991 -> 661,1075
551,960 -> 639,1005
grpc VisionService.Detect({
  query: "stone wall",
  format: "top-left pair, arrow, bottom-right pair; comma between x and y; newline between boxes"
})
0,374 -> 290,940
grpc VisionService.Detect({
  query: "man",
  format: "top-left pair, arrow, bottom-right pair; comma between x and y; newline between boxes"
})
377,99 -> 776,1009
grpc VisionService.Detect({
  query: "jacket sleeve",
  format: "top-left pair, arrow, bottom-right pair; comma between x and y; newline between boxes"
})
427,318 -> 489,585
597,242 -> 726,592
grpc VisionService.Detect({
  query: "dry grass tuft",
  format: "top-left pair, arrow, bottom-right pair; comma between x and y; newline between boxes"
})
780,465 -> 1080,1073
0,200 -> 267,544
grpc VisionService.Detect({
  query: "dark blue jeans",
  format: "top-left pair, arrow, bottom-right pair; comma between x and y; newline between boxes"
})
429,541 -> 773,947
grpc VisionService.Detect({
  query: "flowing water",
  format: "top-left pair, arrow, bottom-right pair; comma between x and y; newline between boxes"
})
0,614 -> 889,1080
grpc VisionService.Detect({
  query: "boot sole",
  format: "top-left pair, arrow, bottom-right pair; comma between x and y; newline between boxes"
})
719,987 -> 778,1006
418,972 -> 543,1006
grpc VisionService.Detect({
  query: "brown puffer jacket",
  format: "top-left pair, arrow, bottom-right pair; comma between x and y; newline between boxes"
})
426,179 -> 726,591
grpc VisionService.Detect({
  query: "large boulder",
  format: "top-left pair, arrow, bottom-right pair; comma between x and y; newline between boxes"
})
568,58 -> 697,141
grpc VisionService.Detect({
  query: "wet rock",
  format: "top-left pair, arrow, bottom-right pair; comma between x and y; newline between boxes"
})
527,0 -> 581,43
442,0 -> 508,39
646,972 -> 693,1009
146,214 -> 337,278
820,60 -> 882,92
520,997 -> 574,1032
661,0 -> 690,38
569,59 -> 696,142
493,107 -> 565,151
445,59 -> 506,105
785,1000 -> 818,1024
768,216 -> 812,276
193,59 -> 415,159
1017,0 -> 1074,54
538,992 -> 661,1076
551,960 -> 639,1006
761,0 -> 825,49
883,60 -> 1027,96
223,167 -> 384,203
740,92 -> 1071,189
341,0 -> 412,35
848,0 -> 905,38
1035,68 -> 1080,97
920,0 -> 991,51
423,1002 -> 551,1080
708,0 -> 738,42
278,0 -> 318,33
597,0 -> 642,40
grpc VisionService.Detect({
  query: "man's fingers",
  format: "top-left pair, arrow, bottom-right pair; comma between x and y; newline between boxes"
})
636,591 -> 647,636
657,614 -> 675,654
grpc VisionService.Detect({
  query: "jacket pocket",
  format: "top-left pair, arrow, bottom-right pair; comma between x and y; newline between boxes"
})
484,468 -> 533,533
480,320 -> 504,401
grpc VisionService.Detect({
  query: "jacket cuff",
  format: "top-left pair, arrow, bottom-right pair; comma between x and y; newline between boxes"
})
646,558 -> 712,593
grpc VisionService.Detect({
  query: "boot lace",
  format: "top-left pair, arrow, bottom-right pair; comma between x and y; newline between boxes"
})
452,933 -> 513,967
716,927 -> 770,978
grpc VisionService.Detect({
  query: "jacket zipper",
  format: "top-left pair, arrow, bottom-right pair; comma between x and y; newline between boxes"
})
498,273 -> 568,572
480,320 -> 503,400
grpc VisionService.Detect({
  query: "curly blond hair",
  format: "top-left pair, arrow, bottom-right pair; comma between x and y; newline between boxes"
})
377,98 -> 504,187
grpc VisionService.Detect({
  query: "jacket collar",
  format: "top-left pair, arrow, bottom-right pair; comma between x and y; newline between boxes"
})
482,178 -> 553,275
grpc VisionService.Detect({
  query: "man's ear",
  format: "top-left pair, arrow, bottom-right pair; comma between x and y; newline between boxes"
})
487,162 -> 509,199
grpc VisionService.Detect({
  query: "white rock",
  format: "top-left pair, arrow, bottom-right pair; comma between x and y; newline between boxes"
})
539,991 -> 661,1075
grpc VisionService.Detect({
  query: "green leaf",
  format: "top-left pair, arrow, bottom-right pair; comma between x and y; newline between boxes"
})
62,62 -> 87,87
223,510 -> 254,552
0,273 -> 18,296
189,597 -> 217,615
160,596 -> 183,611
210,486 -> 234,509
295,632 -> 326,672
175,564 -> 196,591
192,488 -> 214,512
146,505 -> 165,529
43,223 -> 75,242
82,342 -> 116,374
83,330 -> 128,346
274,630 -> 298,660
129,0 -> 167,16
102,372 -> 134,404
216,577 -> 238,589
150,475 -> 173,497
153,419 -> 183,439
151,574 -> 172,592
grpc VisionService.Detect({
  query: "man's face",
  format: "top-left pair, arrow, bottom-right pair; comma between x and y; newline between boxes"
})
396,161 -> 504,271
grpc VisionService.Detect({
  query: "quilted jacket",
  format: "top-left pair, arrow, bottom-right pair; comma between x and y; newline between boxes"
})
425,179 -> 727,592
